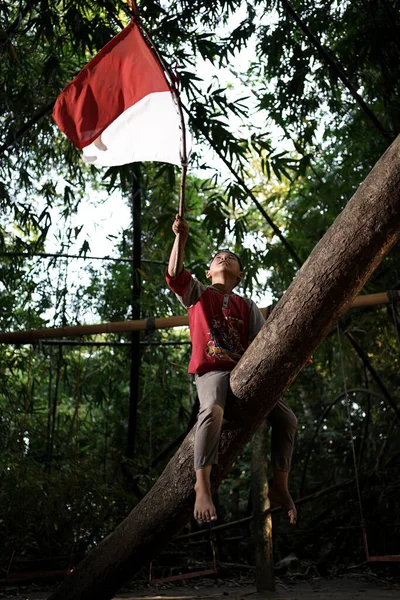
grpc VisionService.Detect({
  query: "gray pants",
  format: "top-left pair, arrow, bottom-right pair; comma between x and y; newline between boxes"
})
194,370 -> 297,472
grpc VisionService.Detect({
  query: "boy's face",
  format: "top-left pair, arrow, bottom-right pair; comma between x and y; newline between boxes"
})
206,252 -> 244,283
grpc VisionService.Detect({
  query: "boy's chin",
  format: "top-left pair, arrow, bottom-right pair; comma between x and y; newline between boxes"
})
211,270 -> 240,280
212,270 -> 234,277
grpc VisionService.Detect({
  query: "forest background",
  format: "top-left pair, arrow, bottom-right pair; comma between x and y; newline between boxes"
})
1,0 -> 400,579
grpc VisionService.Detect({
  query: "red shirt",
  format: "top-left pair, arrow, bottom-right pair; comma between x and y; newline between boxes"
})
166,269 -> 265,374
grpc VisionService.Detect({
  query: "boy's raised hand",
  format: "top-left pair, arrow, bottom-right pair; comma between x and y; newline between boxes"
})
172,214 -> 189,241
168,214 -> 189,278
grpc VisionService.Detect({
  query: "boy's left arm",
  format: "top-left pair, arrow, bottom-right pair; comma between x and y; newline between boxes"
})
248,301 -> 267,342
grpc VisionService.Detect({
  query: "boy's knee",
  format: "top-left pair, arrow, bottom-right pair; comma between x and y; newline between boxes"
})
198,403 -> 224,423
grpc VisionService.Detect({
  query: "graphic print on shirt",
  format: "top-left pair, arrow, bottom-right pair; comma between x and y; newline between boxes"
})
206,313 -> 246,362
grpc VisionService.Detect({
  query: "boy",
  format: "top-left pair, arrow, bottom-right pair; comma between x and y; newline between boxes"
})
166,215 -> 297,525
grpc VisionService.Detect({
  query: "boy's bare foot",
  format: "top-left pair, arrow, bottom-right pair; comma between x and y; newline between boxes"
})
268,486 -> 297,525
194,483 -> 217,523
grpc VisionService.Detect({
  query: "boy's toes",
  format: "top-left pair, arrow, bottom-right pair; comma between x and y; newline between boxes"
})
194,492 -> 217,523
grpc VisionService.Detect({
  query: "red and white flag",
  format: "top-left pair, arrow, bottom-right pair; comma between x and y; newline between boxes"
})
53,19 -> 183,167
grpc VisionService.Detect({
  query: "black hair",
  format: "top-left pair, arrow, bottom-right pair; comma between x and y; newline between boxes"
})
210,250 -> 243,271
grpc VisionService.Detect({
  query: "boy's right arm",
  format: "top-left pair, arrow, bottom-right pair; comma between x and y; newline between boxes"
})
168,214 -> 189,278
166,215 -> 207,308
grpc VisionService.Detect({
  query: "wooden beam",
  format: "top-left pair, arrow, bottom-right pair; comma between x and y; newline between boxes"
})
0,291 -> 398,345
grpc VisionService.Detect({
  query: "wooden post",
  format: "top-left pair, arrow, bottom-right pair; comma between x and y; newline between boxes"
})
251,421 -> 274,592
126,164 -> 142,459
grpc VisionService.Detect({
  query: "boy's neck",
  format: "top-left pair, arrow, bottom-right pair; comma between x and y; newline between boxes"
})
210,276 -> 237,295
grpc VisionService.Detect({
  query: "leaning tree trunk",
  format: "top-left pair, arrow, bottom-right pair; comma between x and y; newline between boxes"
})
48,136 -> 400,600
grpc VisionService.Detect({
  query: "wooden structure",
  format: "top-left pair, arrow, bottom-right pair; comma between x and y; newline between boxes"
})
0,291 -> 398,345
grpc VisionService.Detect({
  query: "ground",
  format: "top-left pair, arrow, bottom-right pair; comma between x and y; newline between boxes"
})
1,574 -> 400,600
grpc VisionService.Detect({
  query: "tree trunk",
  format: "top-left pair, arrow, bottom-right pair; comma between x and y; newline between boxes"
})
251,421 -> 274,591
48,137 -> 400,600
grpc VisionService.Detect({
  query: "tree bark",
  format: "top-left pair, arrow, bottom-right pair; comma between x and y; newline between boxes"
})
48,136 -> 400,600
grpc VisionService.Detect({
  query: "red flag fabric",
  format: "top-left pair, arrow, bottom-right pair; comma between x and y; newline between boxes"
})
53,19 -> 182,166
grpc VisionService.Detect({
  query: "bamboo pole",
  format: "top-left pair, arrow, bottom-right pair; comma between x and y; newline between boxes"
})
0,291 -> 398,345
137,16 -> 188,278
350,291 -> 399,308
251,421 -> 274,592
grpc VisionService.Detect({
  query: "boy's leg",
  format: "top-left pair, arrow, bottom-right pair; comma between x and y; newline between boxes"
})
194,371 -> 230,522
266,399 -> 298,524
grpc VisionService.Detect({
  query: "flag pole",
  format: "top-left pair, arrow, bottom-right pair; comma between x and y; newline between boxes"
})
132,4 -> 188,275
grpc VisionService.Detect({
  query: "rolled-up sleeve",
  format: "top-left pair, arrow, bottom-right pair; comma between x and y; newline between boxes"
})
166,269 -> 206,309
248,301 -> 266,341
